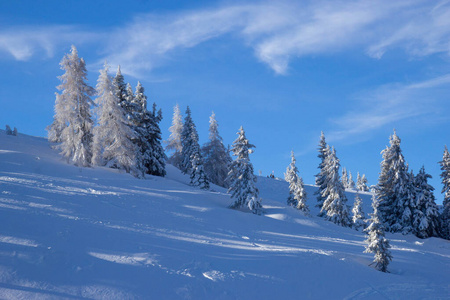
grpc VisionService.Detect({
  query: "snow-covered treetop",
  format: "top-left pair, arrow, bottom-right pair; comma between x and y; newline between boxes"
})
208,112 -> 222,142
231,126 -> 255,160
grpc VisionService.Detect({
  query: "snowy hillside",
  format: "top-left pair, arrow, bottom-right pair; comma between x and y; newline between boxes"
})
0,131 -> 449,299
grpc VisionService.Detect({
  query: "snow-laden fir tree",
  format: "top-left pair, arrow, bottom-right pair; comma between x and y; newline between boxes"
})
91,63 -> 137,174
166,104 -> 183,169
180,106 -> 196,174
47,45 -> 95,167
364,195 -> 393,273
315,132 -> 330,213
357,172 -> 370,192
348,171 -> 356,190
285,151 -> 309,214
320,147 -> 350,226
439,146 -> 450,239
375,131 -> 412,233
189,139 -> 209,190
202,112 -> 231,188
133,83 -> 166,177
396,169 -> 417,234
352,193 -> 365,230
227,126 -> 262,214
412,166 -> 440,238
342,167 -> 349,189
178,107 -> 208,188
113,66 -> 130,116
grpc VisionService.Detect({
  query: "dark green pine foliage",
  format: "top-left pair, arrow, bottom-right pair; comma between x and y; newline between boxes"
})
179,107 -> 208,188
202,112 -> 231,188
180,106 -> 196,175
113,66 -> 128,112
134,82 -> 166,177
189,133 -> 209,190
315,131 -> 330,214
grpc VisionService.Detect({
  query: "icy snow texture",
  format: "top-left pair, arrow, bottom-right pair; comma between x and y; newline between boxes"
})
0,130 -> 448,299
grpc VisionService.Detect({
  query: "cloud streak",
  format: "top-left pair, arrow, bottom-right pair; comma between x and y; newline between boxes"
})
328,74 -> 450,142
0,26 -> 98,61
2,0 -> 450,76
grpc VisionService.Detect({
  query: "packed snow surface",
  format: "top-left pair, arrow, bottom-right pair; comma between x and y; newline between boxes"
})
0,130 -> 448,299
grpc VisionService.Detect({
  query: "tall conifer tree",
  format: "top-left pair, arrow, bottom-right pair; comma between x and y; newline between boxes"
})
47,45 -> 95,167
364,196 -> 393,273
92,63 -> 137,174
439,146 -> 450,239
413,166 -> 440,238
227,127 -> 261,214
315,132 -> 330,212
285,151 -> 309,214
202,112 -> 231,187
375,131 -> 411,233
166,104 -> 183,168
320,147 -> 350,226
352,193 -> 365,230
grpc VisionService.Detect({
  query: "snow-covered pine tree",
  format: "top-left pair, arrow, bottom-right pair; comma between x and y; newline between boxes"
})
285,151 -> 309,213
348,171 -> 356,190
412,166 -> 440,238
177,107 -> 207,187
361,174 -> 369,191
47,45 -> 95,167
113,66 -> 129,115
134,83 -> 166,177
439,146 -> 450,239
342,167 -> 349,189
375,131 -> 411,233
202,112 -> 231,188
166,104 -> 183,168
364,195 -> 393,273
227,126 -> 262,214
320,147 -> 350,226
92,63 -> 137,174
352,193 -> 365,230
189,137 -> 209,190
357,172 -> 370,192
397,169 -> 416,234
180,106 -> 195,174
315,132 -> 330,213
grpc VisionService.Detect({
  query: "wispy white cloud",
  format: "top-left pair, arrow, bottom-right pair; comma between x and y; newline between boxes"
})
367,0 -> 450,58
327,74 -> 450,142
2,0 -> 450,76
0,26 -> 98,61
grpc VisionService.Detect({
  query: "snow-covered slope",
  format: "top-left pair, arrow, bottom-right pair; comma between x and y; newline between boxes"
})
0,131 -> 448,299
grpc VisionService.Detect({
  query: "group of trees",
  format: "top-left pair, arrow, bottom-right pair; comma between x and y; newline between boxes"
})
166,105 -> 261,214
375,131 -> 442,239
47,46 -> 165,177
313,130 -> 447,239
312,130 -> 450,272
46,46 -> 450,273
342,168 -> 369,192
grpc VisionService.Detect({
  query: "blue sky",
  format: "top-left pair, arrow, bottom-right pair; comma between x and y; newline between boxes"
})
1,0 -> 449,204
